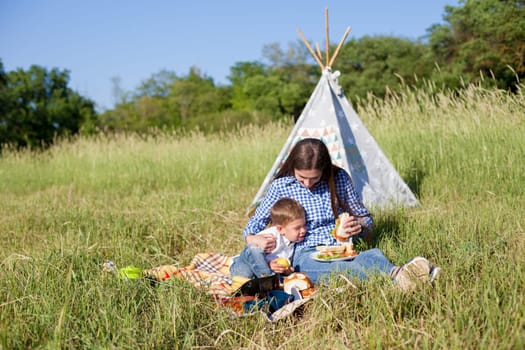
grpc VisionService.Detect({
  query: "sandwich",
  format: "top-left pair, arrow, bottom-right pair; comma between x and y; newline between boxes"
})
332,212 -> 352,241
283,272 -> 316,298
315,242 -> 358,260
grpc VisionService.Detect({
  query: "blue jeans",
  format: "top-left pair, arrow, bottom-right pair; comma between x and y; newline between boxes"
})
230,245 -> 273,279
293,247 -> 395,284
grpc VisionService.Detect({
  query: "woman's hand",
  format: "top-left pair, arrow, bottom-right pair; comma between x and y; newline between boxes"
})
341,215 -> 362,237
245,233 -> 276,253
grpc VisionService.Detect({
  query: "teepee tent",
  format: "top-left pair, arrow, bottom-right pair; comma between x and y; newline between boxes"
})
248,10 -> 418,214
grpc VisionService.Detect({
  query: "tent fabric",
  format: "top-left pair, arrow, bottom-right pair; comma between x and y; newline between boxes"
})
248,68 -> 418,214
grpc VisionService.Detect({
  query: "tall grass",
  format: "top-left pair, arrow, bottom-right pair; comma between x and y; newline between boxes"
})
1,84 -> 524,349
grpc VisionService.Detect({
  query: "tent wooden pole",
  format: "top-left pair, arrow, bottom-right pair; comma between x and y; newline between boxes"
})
297,29 -> 325,70
325,8 -> 330,67
315,42 -> 323,64
328,26 -> 351,67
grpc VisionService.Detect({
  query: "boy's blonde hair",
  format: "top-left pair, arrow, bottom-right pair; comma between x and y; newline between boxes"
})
270,198 -> 305,226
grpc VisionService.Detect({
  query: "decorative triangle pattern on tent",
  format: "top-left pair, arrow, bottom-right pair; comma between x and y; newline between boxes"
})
296,126 -> 344,168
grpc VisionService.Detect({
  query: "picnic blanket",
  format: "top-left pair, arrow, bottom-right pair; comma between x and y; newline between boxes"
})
134,252 -> 316,321
143,253 -> 235,296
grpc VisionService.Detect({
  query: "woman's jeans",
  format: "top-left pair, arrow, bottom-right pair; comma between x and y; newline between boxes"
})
293,247 -> 395,284
230,245 -> 273,279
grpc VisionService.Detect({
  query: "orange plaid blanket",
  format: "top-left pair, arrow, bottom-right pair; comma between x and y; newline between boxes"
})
141,252 -> 316,321
143,253 -> 235,297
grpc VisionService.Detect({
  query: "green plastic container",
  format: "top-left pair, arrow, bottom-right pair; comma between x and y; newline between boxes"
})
119,266 -> 143,280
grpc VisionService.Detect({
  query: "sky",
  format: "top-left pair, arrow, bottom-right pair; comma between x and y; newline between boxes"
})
1,0 -> 459,111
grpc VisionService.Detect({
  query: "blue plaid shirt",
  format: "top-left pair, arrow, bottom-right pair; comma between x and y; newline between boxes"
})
243,169 -> 373,248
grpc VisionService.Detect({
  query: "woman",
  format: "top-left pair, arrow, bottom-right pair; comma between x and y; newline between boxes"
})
243,138 -> 440,290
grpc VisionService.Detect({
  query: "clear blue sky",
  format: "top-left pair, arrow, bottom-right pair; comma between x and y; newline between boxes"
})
1,0 -> 459,111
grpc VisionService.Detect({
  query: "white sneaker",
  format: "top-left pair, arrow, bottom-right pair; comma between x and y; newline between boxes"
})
430,266 -> 442,284
393,257 -> 431,292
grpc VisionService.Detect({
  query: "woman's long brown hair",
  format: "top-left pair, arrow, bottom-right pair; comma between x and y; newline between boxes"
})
275,138 -> 351,217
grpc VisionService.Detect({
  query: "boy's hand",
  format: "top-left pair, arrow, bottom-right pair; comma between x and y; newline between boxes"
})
269,258 -> 294,275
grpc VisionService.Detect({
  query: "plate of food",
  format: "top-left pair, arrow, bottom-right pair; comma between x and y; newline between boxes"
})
311,244 -> 358,262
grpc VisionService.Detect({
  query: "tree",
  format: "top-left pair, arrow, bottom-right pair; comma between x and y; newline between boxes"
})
170,66 -> 227,124
0,61 -> 9,132
262,40 -> 310,67
111,76 -> 125,106
427,0 -> 525,90
0,64 -> 96,149
263,41 -> 319,117
229,42 -> 317,118
97,67 -> 232,132
335,36 -> 433,102
135,69 -> 178,98
228,61 -> 268,111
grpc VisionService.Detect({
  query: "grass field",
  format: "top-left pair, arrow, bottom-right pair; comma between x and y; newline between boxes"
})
1,84 -> 524,349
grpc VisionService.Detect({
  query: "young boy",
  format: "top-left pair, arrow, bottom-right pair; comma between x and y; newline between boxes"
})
230,197 -> 307,280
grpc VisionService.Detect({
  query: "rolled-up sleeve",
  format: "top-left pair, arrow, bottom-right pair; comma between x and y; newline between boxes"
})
336,170 -> 374,233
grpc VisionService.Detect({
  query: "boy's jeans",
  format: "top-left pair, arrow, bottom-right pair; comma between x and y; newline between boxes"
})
230,245 -> 273,279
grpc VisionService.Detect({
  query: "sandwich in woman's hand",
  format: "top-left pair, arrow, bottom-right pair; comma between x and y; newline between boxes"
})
332,212 -> 352,241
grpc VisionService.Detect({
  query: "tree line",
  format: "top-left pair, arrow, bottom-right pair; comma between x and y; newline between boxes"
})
1,0 -> 524,149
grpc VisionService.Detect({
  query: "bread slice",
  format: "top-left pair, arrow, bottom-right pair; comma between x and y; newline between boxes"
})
283,272 -> 314,295
316,245 -> 346,254
333,212 -> 352,241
